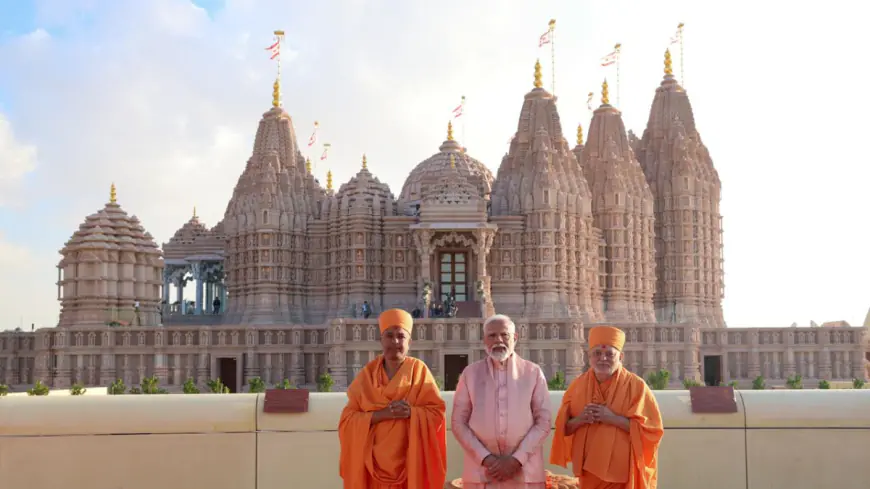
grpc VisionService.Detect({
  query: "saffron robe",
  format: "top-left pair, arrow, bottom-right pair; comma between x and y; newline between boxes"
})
549,367 -> 664,489
339,355 -> 447,489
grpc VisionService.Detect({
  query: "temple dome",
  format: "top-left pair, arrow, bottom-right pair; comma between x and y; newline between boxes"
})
165,210 -> 213,247
58,184 -> 163,327
398,123 -> 492,213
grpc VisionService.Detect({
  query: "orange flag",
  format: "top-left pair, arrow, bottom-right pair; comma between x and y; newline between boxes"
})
339,356 -> 447,489
550,366 -> 664,489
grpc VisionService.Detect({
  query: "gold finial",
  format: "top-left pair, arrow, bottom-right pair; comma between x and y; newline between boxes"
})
447,121 -> 454,141
533,59 -> 543,89
548,19 -> 556,29
362,154 -> 367,170
601,78 -> 610,105
664,49 -> 673,76
449,153 -> 456,169
576,124 -> 584,146
326,170 -> 333,190
193,206 -> 197,218
272,78 -> 280,108
274,30 -> 285,36
109,183 -> 117,204
306,157 -> 312,174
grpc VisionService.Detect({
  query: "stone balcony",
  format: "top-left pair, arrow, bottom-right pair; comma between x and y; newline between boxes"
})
0,390 -> 867,489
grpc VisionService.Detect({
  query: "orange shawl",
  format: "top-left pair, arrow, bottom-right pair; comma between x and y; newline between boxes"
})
338,355 -> 447,489
550,367 -> 664,489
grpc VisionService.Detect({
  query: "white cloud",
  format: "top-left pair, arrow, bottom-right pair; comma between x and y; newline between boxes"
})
0,0 -> 867,330
0,114 -> 38,208
0,234 -> 57,330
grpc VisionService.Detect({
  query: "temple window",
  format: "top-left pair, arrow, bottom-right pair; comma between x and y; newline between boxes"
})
439,252 -> 468,302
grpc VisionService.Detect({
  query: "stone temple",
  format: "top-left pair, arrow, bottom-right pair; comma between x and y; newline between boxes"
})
0,53 -> 867,393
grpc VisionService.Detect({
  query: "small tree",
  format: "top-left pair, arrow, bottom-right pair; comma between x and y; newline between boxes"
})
207,378 -> 230,394
645,369 -> 670,390
719,380 -> 739,388
785,374 -> 803,389
182,378 -> 200,394
818,380 -> 831,390
70,383 -> 87,396
248,377 -> 266,393
853,378 -> 865,389
108,379 -> 127,395
682,378 -> 702,388
140,375 -> 168,394
27,380 -> 50,396
128,387 -> 142,394
317,372 -> 334,392
273,378 -> 296,390
751,376 -> 766,390
0,384 -> 9,396
548,371 -> 567,390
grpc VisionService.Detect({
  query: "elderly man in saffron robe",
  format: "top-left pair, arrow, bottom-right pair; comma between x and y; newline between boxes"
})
451,314 -> 552,488
338,308 -> 447,489
550,326 -> 664,489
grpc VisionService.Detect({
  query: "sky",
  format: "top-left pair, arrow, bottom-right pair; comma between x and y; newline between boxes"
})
0,0 -> 867,330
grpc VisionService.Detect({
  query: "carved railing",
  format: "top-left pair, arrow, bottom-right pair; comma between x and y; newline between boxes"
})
0,322 -> 866,390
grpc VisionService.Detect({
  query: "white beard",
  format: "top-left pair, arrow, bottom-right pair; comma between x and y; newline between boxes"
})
487,347 -> 511,363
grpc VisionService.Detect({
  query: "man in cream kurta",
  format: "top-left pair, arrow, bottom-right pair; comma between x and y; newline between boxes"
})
451,314 -> 553,488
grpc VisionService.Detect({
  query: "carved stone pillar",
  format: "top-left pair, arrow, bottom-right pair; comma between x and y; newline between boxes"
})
473,228 -> 496,318
191,261 -> 204,315
329,321 -> 349,388
413,230 -> 434,317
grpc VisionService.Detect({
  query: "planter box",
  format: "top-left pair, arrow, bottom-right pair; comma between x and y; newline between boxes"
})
688,385 -> 738,414
263,389 -> 309,414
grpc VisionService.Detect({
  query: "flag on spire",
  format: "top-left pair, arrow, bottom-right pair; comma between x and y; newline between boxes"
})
308,121 -> 319,147
320,143 -> 331,161
452,96 -> 465,118
586,92 -> 594,111
538,29 -> 552,47
265,38 -> 280,60
600,50 -> 618,67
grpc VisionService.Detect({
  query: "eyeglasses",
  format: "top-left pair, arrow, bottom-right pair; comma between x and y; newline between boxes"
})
591,350 -> 619,360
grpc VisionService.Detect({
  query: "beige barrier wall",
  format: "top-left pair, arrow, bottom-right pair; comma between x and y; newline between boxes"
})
2,391 -> 869,489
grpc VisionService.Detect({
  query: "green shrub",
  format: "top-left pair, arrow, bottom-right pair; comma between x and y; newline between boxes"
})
317,372 -> 334,392
751,376 -> 766,390
27,380 -> 50,396
273,378 -> 296,390
108,378 -> 127,395
70,383 -> 87,395
182,378 -> 200,394
645,369 -> 670,390
547,371 -> 567,390
248,377 -> 266,393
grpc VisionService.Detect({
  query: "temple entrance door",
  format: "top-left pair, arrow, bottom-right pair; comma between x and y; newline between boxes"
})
703,355 -> 722,386
438,251 -> 469,303
218,357 -> 238,393
444,354 -> 469,391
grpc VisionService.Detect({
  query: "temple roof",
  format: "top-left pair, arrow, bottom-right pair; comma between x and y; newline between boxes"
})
398,121 -> 492,210
60,184 -> 162,264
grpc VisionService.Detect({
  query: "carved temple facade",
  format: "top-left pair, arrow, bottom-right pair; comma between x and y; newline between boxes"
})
0,54 -> 867,392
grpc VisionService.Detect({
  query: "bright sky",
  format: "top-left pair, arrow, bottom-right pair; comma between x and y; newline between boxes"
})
0,0 -> 867,331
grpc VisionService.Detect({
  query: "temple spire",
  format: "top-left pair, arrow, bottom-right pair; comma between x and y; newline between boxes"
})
534,59 -> 543,89
326,170 -> 333,190
306,157 -> 312,174
576,124 -> 584,145
272,78 -> 280,108
193,206 -> 197,218
664,49 -> 673,76
447,121 -> 454,141
362,154 -> 367,170
109,183 -> 117,204
601,79 -> 610,105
